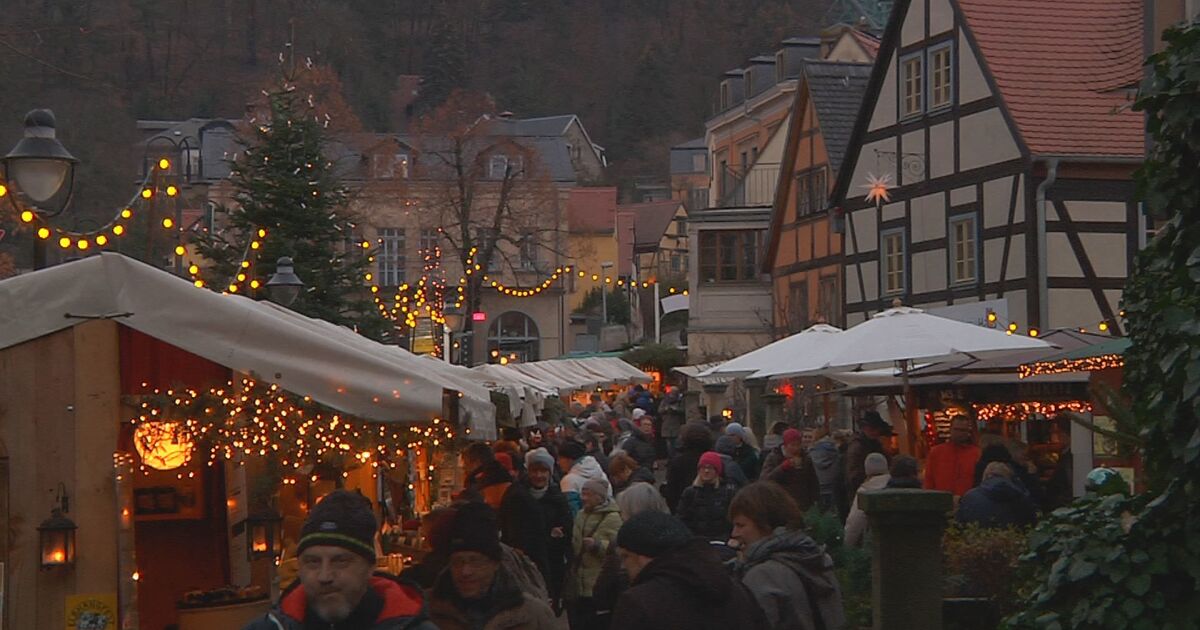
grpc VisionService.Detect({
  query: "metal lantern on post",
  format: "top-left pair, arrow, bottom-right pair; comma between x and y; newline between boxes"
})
3,109 -> 78,214
266,257 -> 304,307
246,509 -> 283,560
38,486 -> 76,569
443,304 -> 465,365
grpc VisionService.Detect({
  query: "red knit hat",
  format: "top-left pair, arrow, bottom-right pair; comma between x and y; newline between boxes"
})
698,451 -> 724,475
783,428 -> 803,445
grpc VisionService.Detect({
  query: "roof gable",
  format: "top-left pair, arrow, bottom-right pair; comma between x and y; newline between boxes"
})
806,61 -> 874,174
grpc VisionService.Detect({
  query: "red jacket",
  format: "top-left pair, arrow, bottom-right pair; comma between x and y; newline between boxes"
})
923,442 -> 981,497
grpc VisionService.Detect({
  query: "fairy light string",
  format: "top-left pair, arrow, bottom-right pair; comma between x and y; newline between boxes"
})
126,377 -> 457,480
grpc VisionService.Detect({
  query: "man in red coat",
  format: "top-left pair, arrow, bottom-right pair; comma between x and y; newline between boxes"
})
924,415 -> 982,497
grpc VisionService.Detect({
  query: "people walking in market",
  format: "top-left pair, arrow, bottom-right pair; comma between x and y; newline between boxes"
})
763,429 -> 822,513
956,461 -> 1038,529
658,401 -> 684,459
844,453 -> 891,547
729,482 -> 847,630
558,440 -> 610,515
606,451 -> 655,495
591,481 -> 673,628
723,422 -> 762,480
460,442 -> 550,581
713,435 -> 751,488
242,489 -> 437,630
427,502 -> 559,630
617,409 -> 657,469
522,447 -> 574,610
663,422 -> 714,510
609,511 -> 768,630
675,451 -> 738,541
566,477 -> 623,630
885,454 -> 922,489
807,431 -> 846,515
924,415 -> 982,497
844,411 -> 893,500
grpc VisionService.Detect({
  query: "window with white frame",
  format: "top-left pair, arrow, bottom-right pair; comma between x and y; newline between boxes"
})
377,228 -> 406,286
929,43 -> 953,110
519,231 -> 539,270
949,214 -> 977,284
901,53 -> 924,118
419,228 -> 439,255
881,228 -> 906,295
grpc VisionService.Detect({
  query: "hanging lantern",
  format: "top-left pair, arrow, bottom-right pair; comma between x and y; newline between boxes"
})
246,510 -> 283,560
38,490 -> 76,569
134,422 -> 194,471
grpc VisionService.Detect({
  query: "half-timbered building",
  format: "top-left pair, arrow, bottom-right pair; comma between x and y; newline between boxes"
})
833,0 -> 1147,334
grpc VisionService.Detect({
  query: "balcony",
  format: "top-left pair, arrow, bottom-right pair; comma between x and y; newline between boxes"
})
717,163 -> 780,207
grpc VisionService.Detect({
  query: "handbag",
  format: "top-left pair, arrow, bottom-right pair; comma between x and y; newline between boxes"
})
563,510 -> 613,602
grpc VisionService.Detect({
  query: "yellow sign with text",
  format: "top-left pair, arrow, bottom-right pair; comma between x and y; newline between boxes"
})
65,593 -> 118,630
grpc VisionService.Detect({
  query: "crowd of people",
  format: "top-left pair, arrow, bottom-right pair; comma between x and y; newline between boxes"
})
244,386 -> 1048,630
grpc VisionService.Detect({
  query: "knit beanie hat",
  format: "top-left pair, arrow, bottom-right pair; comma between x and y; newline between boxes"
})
865,452 -> 889,477
297,490 -> 377,562
725,422 -> 748,441
559,440 -> 586,461
714,435 -> 739,456
697,451 -> 724,475
583,476 -> 611,499
525,447 -> 555,472
782,428 -> 803,445
616,511 -> 693,558
447,501 -> 503,560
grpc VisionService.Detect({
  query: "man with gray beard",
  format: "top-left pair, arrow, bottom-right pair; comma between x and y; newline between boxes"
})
242,490 -> 435,630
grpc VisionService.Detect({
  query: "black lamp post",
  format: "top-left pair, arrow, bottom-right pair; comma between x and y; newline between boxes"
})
3,109 -> 79,269
38,485 -> 76,569
266,256 -> 304,306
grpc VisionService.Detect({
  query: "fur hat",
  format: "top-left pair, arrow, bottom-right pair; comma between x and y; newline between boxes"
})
616,511 -> 693,558
525,447 -> 555,472
698,451 -> 724,475
297,490 -> 377,562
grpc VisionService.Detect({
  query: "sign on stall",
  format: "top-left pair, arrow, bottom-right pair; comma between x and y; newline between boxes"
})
65,593 -> 118,630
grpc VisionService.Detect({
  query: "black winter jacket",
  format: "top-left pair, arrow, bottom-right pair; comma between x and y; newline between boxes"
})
620,428 -> 658,469
521,479 -> 574,601
610,539 -> 767,630
956,477 -> 1038,529
675,482 -> 738,541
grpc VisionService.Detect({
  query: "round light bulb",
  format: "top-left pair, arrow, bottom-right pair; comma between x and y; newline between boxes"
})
158,158 -> 171,170
77,239 -> 89,250
121,208 -> 132,219
96,235 -> 108,246
141,189 -> 153,199
20,210 -> 34,223
166,185 -> 178,197
162,218 -> 174,229
37,227 -> 51,239
188,264 -> 199,275
113,225 -> 125,236
174,245 -> 185,256
58,236 -> 71,249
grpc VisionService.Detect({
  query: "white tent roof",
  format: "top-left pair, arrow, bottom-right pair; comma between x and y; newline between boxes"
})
476,356 -> 650,395
0,253 -> 495,431
699,324 -> 842,379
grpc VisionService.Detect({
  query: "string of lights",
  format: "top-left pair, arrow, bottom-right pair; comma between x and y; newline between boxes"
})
126,378 -> 458,479
10,158 -> 176,251
972,400 -> 1094,422
1018,354 -> 1125,379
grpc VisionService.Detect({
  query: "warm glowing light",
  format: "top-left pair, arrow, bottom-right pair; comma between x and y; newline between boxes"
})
175,245 -> 186,256
77,239 -> 90,250
1028,329 -> 1039,337
229,284 -> 239,293
19,210 -> 34,223
113,225 -> 125,236
166,185 -> 179,197
1098,322 -> 1109,332
37,227 -> 51,239
987,312 -> 997,323
250,241 -> 261,250
0,184 -> 7,197
58,237 -> 71,249
189,264 -> 200,275
241,260 -> 251,268
134,422 -> 194,470
121,208 -> 133,219
862,172 -> 893,207
158,158 -> 171,170
194,280 -> 205,288
250,279 -> 261,289
52,550 -> 65,563
96,235 -> 108,246
1019,355 -> 1124,378
141,188 -> 153,199
162,218 -> 174,229
972,400 -> 1093,421
1008,323 -> 1018,332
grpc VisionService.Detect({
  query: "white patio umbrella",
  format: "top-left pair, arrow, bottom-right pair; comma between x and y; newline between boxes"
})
698,324 -> 843,379
756,305 -> 1052,453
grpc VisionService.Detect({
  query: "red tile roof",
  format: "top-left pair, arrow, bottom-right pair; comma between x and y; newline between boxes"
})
959,0 -> 1144,158
567,187 -> 618,234
849,29 -> 881,57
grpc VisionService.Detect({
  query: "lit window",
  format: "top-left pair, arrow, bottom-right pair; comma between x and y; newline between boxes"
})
881,229 -> 906,295
377,228 -> 406,286
901,54 -> 923,117
929,44 -> 953,110
950,215 -> 977,284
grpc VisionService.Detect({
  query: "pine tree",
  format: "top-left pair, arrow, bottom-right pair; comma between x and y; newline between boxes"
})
193,78 -> 387,340
414,16 -> 468,115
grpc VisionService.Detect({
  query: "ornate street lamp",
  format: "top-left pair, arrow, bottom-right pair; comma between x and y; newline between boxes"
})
38,485 -> 76,569
266,257 -> 304,306
3,109 -> 78,216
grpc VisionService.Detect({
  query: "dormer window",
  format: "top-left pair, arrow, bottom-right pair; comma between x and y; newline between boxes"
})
489,154 -> 523,179
720,81 -> 731,109
372,153 -> 410,179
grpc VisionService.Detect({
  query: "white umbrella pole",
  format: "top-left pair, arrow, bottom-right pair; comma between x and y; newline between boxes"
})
900,359 -> 916,456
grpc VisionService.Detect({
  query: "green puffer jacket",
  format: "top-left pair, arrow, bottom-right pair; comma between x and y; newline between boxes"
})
566,501 -> 623,599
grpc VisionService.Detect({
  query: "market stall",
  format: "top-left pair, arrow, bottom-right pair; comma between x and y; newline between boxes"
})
0,253 -> 494,630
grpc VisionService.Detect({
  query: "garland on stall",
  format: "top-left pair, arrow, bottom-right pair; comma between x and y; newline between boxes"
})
125,377 -> 457,478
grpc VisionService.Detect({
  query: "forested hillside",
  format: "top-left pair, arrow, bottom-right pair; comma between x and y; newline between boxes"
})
0,0 -> 832,216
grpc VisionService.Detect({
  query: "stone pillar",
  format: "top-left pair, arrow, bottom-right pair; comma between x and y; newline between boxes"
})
762,392 -> 787,429
744,378 -> 767,439
701,382 -> 728,419
860,489 -> 954,630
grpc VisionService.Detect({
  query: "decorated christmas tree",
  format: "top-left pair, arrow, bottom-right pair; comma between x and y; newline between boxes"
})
193,72 -> 387,340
